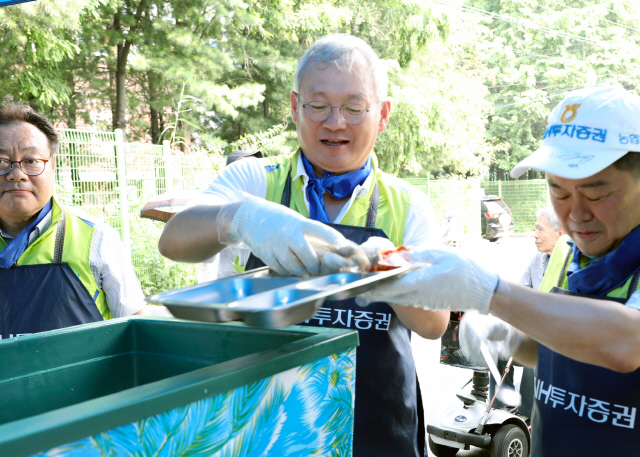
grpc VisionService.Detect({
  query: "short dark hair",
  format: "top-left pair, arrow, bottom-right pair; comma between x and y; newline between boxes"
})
612,152 -> 640,179
0,103 -> 59,156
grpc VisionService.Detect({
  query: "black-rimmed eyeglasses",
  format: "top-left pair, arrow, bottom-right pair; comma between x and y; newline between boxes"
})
0,156 -> 52,176
294,91 -> 382,125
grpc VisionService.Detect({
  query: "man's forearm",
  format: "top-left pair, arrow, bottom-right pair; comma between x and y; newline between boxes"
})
390,305 -> 449,340
513,336 -> 538,367
489,279 -> 640,372
158,204 -> 238,263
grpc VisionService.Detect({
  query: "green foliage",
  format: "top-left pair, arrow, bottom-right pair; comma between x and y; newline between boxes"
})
470,0 -> 640,176
161,83 -> 205,150
15,0 -> 640,179
0,0 -> 90,106
1,0 -> 490,176
230,120 -> 290,155
137,250 -> 198,296
129,216 -> 197,296
376,11 -> 495,177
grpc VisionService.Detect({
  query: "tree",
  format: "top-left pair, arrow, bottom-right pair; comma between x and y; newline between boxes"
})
0,0 -> 498,178
467,0 -> 640,178
376,6 -> 496,177
0,0 -> 98,108
124,0 -> 269,144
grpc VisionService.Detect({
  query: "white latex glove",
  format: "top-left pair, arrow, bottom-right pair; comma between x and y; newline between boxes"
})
222,196 -> 358,276
459,312 -> 524,367
355,248 -> 498,313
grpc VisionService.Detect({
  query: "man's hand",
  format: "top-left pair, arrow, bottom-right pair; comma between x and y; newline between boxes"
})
356,248 -> 499,313
459,313 -> 524,367
228,196 -> 358,276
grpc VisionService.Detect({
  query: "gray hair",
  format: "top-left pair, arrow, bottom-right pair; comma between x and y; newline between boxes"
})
536,205 -> 561,232
294,34 -> 388,102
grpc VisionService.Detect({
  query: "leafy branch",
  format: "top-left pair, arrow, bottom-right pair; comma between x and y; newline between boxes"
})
230,119 -> 289,154
161,83 -> 204,152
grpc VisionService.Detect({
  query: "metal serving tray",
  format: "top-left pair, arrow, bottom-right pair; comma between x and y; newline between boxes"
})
147,265 -> 414,328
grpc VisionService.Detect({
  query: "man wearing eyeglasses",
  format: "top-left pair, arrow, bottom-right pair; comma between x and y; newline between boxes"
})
160,34 -> 448,456
0,103 -> 146,340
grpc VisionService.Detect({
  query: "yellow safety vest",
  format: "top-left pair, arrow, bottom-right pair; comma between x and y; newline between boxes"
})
540,234 -> 638,298
0,197 -> 111,319
260,150 -> 411,247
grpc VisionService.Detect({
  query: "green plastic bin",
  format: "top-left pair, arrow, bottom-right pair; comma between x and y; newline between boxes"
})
0,317 -> 358,457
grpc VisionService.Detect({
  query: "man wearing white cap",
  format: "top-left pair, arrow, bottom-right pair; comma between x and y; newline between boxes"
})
359,85 -> 640,455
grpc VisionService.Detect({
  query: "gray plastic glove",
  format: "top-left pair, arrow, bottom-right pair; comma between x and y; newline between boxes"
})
221,196 -> 358,276
355,248 -> 498,313
459,312 -> 524,367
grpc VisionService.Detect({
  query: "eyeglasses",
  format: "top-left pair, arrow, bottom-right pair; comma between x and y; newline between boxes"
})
294,92 -> 382,125
0,156 -> 51,176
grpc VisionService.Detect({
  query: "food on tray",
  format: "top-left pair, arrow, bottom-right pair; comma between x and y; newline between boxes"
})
305,235 -> 412,275
358,236 -> 411,271
369,246 -> 412,271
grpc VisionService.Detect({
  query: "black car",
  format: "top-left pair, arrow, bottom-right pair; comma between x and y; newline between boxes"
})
481,195 -> 514,242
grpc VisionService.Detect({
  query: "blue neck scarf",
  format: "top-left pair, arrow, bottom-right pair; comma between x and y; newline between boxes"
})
0,199 -> 53,269
301,152 -> 372,223
566,223 -> 640,296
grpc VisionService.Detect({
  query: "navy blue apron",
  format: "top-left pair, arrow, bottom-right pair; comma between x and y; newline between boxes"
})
0,208 -> 104,339
530,254 -> 640,457
246,170 -> 427,457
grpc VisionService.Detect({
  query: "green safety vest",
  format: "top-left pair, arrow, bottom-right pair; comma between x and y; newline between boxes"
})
0,197 -> 111,319
260,150 -> 411,246
540,235 -> 638,297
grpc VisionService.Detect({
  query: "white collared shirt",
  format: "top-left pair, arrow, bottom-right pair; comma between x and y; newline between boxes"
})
0,209 -> 146,318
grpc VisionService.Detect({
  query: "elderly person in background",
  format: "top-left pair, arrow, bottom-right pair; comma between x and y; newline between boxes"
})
0,103 -> 147,339
521,205 -> 565,289
159,34 -> 449,456
490,206 -> 566,422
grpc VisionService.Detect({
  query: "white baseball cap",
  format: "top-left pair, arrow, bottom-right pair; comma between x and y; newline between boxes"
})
510,85 -> 640,179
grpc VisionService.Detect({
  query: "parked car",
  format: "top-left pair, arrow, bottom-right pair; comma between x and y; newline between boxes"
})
481,195 -> 514,242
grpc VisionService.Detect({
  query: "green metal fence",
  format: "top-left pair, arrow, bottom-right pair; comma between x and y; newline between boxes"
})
55,129 -> 224,294
481,180 -> 550,233
404,177 -> 483,240
403,178 -> 550,237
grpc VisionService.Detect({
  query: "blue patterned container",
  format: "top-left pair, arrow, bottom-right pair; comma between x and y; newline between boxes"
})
0,317 -> 358,457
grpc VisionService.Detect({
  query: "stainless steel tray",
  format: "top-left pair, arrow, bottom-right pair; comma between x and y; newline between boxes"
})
147,265 -> 414,328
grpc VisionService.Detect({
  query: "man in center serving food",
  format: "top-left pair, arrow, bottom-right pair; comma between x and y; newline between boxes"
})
159,33 -> 449,456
